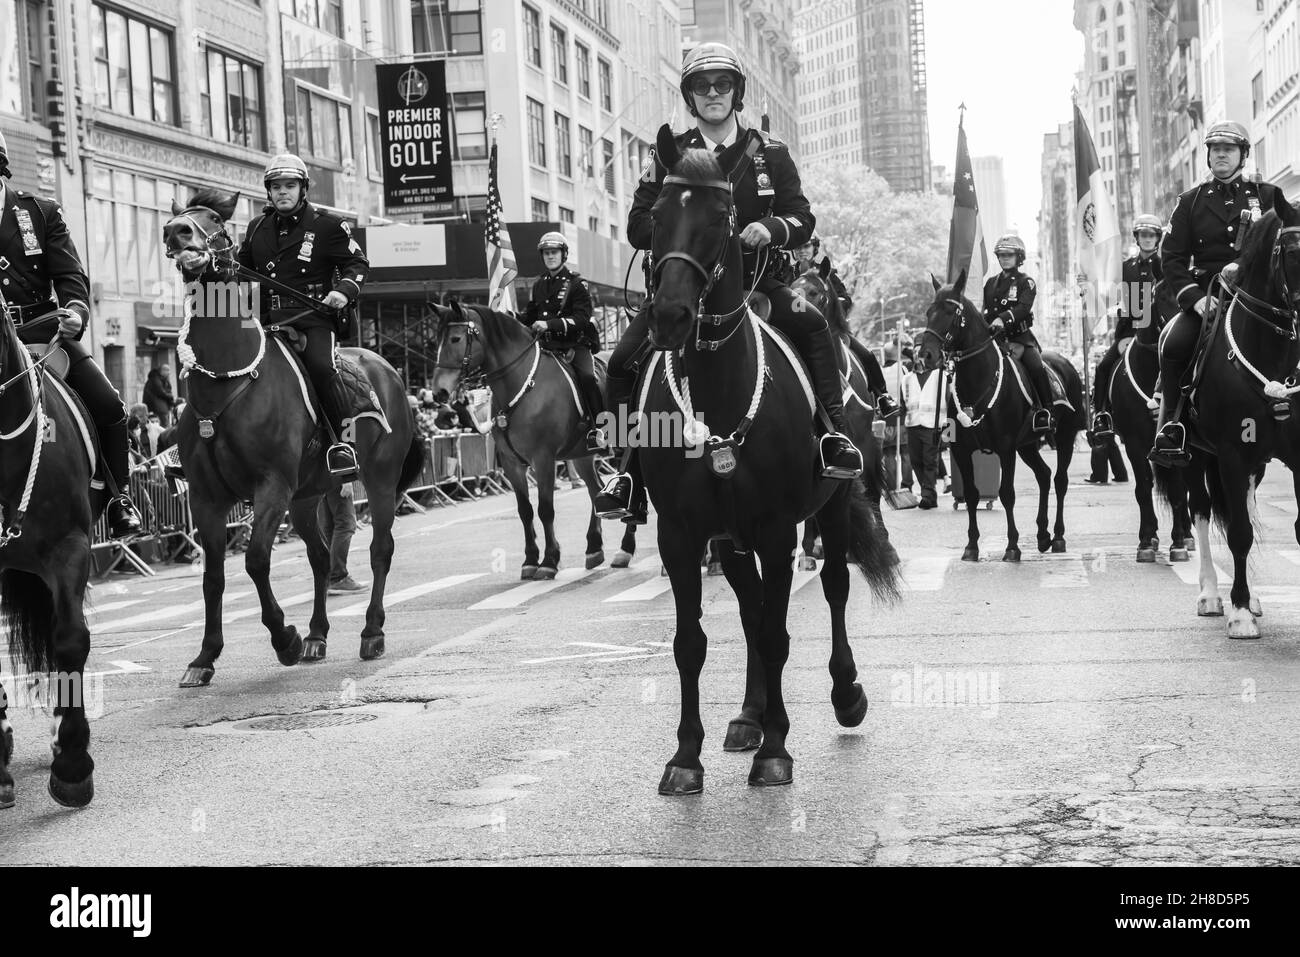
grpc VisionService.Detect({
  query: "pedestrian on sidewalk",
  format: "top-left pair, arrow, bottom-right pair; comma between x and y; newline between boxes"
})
902,353 -> 945,509
319,482 -> 365,594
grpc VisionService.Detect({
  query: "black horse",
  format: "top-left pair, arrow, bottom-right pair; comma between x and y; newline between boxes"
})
0,302 -> 102,808
638,127 -> 900,796
917,269 -> 1086,562
1101,281 -> 1194,562
1157,207 -> 1300,638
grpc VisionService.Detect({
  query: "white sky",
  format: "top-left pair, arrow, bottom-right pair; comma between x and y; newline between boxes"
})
923,0 -> 1083,255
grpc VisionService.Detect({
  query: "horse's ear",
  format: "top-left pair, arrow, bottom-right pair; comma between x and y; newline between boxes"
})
656,123 -> 679,172
449,297 -> 465,319
212,191 -> 240,222
930,272 -> 942,293
953,267 -> 968,298
170,199 -> 186,217
818,256 -> 831,279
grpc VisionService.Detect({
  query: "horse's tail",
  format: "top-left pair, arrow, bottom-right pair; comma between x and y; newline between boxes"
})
2,569 -> 55,676
398,413 -> 427,497
847,477 -> 902,605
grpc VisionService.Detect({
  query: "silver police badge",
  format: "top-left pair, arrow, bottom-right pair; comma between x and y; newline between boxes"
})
198,418 -> 216,439
708,443 -> 738,478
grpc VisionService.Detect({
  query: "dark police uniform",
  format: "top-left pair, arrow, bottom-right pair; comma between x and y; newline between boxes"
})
523,264 -> 603,420
982,268 -> 1052,410
1094,251 -> 1163,416
612,124 -> 846,426
238,201 -> 368,430
1161,174 -> 1290,370
821,259 -> 889,400
0,183 -> 134,497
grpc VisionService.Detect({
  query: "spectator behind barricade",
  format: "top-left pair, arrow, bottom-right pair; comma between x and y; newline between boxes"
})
902,353 -> 945,509
143,366 -> 177,425
144,413 -> 163,458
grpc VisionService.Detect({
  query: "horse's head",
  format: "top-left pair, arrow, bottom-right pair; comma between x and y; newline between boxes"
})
428,299 -> 485,402
646,123 -> 739,350
919,268 -> 981,367
163,189 -> 240,280
1234,205 -> 1300,318
792,257 -> 852,336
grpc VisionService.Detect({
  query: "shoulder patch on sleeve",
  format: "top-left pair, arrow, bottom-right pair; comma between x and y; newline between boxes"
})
1026,278 -> 1035,290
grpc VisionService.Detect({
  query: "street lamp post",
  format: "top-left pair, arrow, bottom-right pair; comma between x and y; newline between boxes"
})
880,293 -> 909,501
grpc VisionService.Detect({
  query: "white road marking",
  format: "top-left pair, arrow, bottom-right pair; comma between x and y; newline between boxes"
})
87,599 -> 146,615
901,555 -> 950,592
1169,559 -> 1229,587
604,573 -> 674,603
92,591 -> 252,631
469,567 -> 597,610
1279,549 -> 1300,566
522,640 -> 664,665
335,573 -> 487,616
1040,555 -> 1088,588
224,590 -> 316,623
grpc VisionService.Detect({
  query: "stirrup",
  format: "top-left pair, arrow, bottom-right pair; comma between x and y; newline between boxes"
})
819,433 -> 863,480
1031,409 -> 1054,433
327,442 -> 358,477
585,426 -> 607,454
595,473 -> 634,520
1149,422 -> 1190,467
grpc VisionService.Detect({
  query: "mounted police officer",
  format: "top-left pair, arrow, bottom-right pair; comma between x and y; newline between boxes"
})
238,154 -> 368,478
594,42 -> 862,522
1150,120 -> 1292,466
0,129 -> 142,537
523,231 -> 604,453
984,233 -> 1054,434
1092,213 -> 1164,440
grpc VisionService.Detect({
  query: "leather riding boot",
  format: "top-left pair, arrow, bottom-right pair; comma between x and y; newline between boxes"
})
1149,357 -> 1191,467
604,372 -> 636,456
595,454 -> 647,524
804,328 -> 863,479
100,417 -> 143,539
875,391 -> 901,421
322,374 -> 359,478
582,377 -> 607,454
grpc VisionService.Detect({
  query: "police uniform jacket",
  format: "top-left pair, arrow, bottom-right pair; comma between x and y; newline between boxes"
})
628,124 -> 814,288
1114,252 -> 1163,342
982,269 -> 1037,343
1163,175 -> 1290,311
237,200 -> 367,330
0,183 -> 91,349
522,265 -> 598,351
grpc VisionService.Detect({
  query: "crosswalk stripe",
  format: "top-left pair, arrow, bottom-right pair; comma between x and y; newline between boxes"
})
224,590 -> 317,624
468,568 -> 596,610
1040,555 -> 1088,588
335,574 -> 487,616
604,573 -> 673,603
1168,559 -> 1228,587
1279,550 -> 1300,567
88,599 -> 147,615
902,555 -> 949,592
93,591 -> 252,631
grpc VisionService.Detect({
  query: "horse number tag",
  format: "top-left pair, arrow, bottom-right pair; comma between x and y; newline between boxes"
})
199,418 -> 215,439
708,444 -> 737,478
495,412 -> 509,430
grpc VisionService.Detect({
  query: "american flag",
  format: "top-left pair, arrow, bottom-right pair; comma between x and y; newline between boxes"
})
946,109 -> 989,284
485,141 -> 517,313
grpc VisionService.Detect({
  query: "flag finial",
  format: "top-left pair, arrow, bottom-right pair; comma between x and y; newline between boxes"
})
487,112 -> 503,142
959,102 -> 966,114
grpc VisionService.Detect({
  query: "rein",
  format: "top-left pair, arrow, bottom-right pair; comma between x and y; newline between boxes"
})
433,310 -> 544,431
1219,225 -> 1300,400
0,297 -> 60,546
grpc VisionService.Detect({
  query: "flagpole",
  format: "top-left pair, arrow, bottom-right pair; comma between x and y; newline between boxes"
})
1079,274 -> 1092,431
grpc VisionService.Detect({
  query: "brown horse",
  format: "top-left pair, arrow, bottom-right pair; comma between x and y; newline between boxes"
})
162,190 -> 423,685
0,300 -> 102,808
428,300 -> 638,578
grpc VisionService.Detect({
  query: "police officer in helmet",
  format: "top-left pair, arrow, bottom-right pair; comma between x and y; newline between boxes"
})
524,231 -> 605,453
984,233 -> 1056,434
1091,213 -> 1164,440
0,129 -> 142,537
595,42 -> 862,522
1149,120 -> 1291,466
238,154 -> 369,478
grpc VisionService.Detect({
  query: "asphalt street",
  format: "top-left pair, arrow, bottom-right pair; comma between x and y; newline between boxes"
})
3,445 -> 1300,865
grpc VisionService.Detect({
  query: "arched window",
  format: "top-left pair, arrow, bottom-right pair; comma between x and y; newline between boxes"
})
1099,5 -> 1107,22
1116,1 -> 1124,15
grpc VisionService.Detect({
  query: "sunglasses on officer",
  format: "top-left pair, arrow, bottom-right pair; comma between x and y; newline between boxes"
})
688,77 -> 735,97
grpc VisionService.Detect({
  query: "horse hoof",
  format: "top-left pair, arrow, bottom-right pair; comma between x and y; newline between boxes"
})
611,550 -> 632,569
1228,613 -> 1261,640
48,772 -> 93,809
833,683 -> 869,728
360,635 -> 385,661
1137,547 -> 1157,563
748,757 -> 794,787
1002,548 -> 1021,563
534,566 -> 558,581
1250,596 -> 1263,617
723,720 -> 763,752
179,666 -> 214,688
299,636 -> 326,664
0,782 -> 14,809
1050,538 -> 1066,554
1198,596 -> 1225,617
658,765 -> 704,796
1169,547 -> 1189,562
798,556 -> 817,571
585,551 -> 605,570
707,561 -> 724,577
520,565 -> 538,580
1037,535 -> 1052,553
1185,538 -> 1196,553
961,547 -> 979,562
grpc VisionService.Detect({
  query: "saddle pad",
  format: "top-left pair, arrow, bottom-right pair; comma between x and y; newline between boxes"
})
1044,363 -> 1069,405
840,341 -> 872,411
337,353 -> 392,434
273,337 -> 318,425
754,313 -> 815,414
547,352 -> 586,419
45,373 -> 99,479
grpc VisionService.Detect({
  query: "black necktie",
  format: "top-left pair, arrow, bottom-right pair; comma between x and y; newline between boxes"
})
714,144 -> 725,155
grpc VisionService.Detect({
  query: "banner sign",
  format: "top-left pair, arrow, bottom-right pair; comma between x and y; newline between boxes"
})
376,60 -> 455,214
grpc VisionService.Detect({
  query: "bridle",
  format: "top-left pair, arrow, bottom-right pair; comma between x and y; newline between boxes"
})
1220,224 -> 1300,402
431,306 -> 543,431
919,297 -> 997,366
165,206 -> 237,276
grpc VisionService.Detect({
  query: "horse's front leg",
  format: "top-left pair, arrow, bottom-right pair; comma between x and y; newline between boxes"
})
246,479 -> 304,665
1050,427 -> 1073,552
181,500 -> 234,687
573,455 -> 606,570
956,445 -> 981,561
999,448 -> 1022,562
47,538 -> 94,808
291,495 -> 330,662
1220,457 -> 1261,639
534,453 -> 561,579
502,454 -> 539,579
717,539 -> 765,752
1016,443 -> 1052,554
1130,445 -> 1160,561
658,515 -> 711,796
750,526 -> 797,787
817,485 -> 868,726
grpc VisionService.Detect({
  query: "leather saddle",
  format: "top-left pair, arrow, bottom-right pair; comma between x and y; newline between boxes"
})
1004,340 -> 1071,408
266,325 -> 385,428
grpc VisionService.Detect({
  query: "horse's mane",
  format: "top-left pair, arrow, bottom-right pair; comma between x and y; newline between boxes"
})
183,188 -> 238,222
672,148 -> 724,181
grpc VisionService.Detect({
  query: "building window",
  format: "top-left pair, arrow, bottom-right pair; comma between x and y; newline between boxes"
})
680,0 -> 696,26
293,0 -> 343,38
598,57 -> 612,111
1098,5 -> 1107,22
554,111 -> 572,177
450,91 -> 486,160
1117,50 -> 1125,66
87,166 -> 197,297
587,215 -> 599,232
601,136 -> 614,193
558,206 -> 574,224
1100,55 -> 1108,71
531,197 -> 549,222
551,24 -> 567,84
523,4 -> 541,68
1116,24 -> 1124,42
575,42 -> 590,98
595,0 -> 609,30
1252,71 -> 1263,118
411,0 -> 482,55
366,108 -> 381,179
294,84 -> 352,164
92,4 -> 177,125
578,126 -> 594,177
526,96 -> 546,167
199,48 -> 264,150
0,0 -> 46,120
